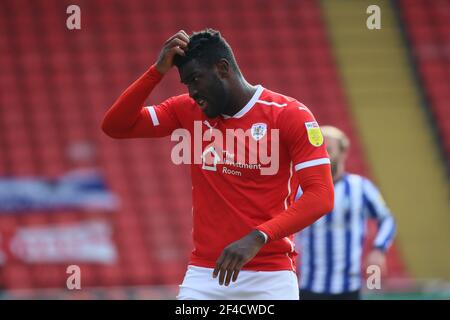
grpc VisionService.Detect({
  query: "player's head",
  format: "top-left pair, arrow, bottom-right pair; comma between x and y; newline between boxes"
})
321,126 -> 350,180
173,28 -> 240,118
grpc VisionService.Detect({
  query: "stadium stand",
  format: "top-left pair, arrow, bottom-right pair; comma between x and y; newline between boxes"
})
0,0 -> 405,292
398,0 -> 450,168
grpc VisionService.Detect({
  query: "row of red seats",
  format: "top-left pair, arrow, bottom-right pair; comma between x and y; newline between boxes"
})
399,0 -> 450,168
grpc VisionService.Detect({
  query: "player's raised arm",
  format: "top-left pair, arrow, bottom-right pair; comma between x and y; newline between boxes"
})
101,30 -> 190,139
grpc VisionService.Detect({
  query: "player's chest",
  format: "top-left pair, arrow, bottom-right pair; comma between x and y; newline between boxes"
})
184,118 -> 287,179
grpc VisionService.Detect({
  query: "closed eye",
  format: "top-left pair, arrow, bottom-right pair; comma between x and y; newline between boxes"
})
190,76 -> 200,84
181,76 -> 198,85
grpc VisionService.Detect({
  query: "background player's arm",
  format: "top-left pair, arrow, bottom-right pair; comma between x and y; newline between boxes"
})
363,178 -> 396,273
101,30 -> 190,138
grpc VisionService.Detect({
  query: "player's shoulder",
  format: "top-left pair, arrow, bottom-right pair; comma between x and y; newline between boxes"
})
346,173 -> 378,189
168,93 -> 196,106
166,93 -> 199,115
257,88 -> 298,106
345,173 -> 365,183
257,87 -> 313,121
257,87 -> 304,109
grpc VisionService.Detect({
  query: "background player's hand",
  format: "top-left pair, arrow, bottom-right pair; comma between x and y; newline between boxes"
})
366,248 -> 387,275
155,30 -> 190,74
213,230 -> 266,286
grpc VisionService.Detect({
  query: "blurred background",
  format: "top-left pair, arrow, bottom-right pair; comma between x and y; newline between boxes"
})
0,0 -> 449,299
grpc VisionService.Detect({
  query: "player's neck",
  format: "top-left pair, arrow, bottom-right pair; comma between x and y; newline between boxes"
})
224,77 -> 257,117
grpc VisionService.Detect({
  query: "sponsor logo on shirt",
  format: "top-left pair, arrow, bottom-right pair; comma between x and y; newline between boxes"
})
171,121 -> 280,175
201,146 -> 221,171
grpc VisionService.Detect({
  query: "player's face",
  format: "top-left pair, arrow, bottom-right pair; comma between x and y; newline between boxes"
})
179,59 -> 229,118
324,136 -> 345,178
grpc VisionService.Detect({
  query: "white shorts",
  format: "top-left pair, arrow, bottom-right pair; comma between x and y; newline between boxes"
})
177,265 -> 299,300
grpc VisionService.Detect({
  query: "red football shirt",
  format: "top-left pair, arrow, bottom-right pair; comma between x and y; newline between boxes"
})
103,66 -> 331,271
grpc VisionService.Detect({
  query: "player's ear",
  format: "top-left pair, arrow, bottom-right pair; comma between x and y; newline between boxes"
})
215,59 -> 230,78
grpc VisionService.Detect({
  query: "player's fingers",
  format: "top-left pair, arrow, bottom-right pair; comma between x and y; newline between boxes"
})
231,269 -> 240,283
180,29 -> 189,38
165,30 -> 187,44
164,33 -> 178,44
177,31 -> 190,44
218,256 -> 233,286
213,251 -> 228,278
224,257 -> 239,286
168,38 -> 188,50
218,263 -> 228,286
170,34 -> 189,47
172,46 -> 185,57
175,29 -> 189,40
231,260 -> 246,283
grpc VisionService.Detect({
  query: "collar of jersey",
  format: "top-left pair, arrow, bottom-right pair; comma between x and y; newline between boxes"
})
221,85 -> 264,119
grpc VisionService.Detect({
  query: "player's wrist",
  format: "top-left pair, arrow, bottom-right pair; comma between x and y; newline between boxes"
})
148,64 -> 165,78
372,246 -> 386,254
154,61 -> 171,75
252,229 -> 268,244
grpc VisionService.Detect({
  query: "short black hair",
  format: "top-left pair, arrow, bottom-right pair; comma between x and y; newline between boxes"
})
173,28 -> 239,72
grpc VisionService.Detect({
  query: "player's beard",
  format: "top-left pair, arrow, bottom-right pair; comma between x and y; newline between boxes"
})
203,78 -> 228,119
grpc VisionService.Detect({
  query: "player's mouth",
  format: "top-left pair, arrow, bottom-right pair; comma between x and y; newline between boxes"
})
196,98 -> 208,111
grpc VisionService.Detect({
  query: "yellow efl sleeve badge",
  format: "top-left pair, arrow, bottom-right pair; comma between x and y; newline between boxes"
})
305,121 -> 324,147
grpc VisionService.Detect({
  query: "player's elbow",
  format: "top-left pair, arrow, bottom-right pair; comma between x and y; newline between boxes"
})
101,120 -> 115,138
321,184 -> 334,214
314,181 -> 334,216
101,118 -> 125,139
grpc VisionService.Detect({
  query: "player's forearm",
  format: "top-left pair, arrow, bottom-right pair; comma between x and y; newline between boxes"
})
256,165 -> 334,241
373,215 -> 396,251
101,65 -> 163,138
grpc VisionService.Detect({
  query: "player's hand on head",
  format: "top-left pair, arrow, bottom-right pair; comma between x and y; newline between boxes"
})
213,230 -> 266,286
155,30 -> 190,74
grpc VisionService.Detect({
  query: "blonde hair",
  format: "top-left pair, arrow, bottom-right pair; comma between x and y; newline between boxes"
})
321,126 -> 350,152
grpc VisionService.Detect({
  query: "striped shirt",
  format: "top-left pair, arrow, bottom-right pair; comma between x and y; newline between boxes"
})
295,173 -> 396,294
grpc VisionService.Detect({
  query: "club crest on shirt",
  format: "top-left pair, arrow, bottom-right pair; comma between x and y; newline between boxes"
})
305,121 -> 324,147
250,123 -> 267,141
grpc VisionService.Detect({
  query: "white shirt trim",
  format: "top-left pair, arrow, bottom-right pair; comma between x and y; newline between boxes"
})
145,106 -> 159,126
294,158 -> 330,171
222,85 -> 264,119
284,237 -> 295,252
255,100 -> 288,107
284,162 -> 293,210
